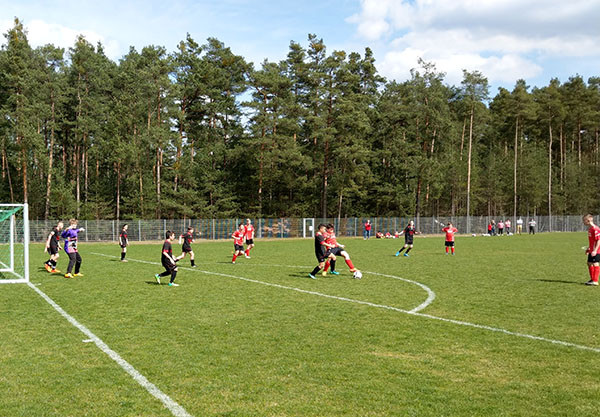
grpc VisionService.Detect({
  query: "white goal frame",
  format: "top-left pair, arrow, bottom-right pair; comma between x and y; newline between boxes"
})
0,203 -> 29,284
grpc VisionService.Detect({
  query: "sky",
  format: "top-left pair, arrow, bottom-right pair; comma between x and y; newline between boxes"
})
1,0 -> 599,94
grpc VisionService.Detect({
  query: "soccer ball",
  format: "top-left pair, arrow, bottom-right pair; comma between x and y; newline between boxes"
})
353,270 -> 363,279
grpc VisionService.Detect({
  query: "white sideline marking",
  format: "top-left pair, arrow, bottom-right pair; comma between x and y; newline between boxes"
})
27,282 -> 193,417
91,253 -> 600,353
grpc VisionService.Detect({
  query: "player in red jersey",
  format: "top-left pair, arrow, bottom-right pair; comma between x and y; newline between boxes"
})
583,214 -> 600,286
243,218 -> 255,258
322,223 -> 359,277
442,222 -> 458,255
231,224 -> 246,264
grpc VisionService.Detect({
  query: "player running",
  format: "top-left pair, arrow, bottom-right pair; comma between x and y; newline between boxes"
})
243,218 -> 255,258
395,220 -> 419,257
309,224 -> 336,279
61,219 -> 85,278
119,224 -> 129,262
44,221 -> 63,273
231,224 -> 246,264
155,231 -> 179,286
177,226 -> 196,267
442,222 -> 458,255
322,223 -> 359,277
583,214 -> 600,286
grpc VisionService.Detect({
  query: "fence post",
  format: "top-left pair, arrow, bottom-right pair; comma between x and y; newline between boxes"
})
138,220 -> 141,241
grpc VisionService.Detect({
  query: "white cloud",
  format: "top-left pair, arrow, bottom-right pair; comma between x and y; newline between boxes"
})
0,18 -> 121,59
349,0 -> 600,86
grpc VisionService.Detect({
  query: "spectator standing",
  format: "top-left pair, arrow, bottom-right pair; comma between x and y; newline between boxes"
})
364,220 -> 372,240
528,218 -> 536,234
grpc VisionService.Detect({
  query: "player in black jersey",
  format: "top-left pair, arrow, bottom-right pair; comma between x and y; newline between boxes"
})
176,226 -> 196,267
309,224 -> 335,279
119,224 -> 129,262
395,220 -> 420,257
44,221 -> 64,273
155,231 -> 179,286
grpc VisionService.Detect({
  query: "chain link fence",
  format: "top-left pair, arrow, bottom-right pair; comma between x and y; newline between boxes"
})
27,215 -> 591,243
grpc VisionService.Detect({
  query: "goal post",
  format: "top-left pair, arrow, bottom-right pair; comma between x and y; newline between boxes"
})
0,204 -> 29,284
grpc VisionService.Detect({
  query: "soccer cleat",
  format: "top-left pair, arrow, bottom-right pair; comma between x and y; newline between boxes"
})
322,271 -> 327,277
44,263 -> 52,272
121,259 -> 128,262
74,273 -> 84,277
168,282 -> 179,287
403,253 -> 409,257
232,261 -> 236,264
395,252 -> 400,257
308,274 -> 317,280
51,269 -> 60,273
64,273 -> 73,279
191,264 -> 197,268
330,271 -> 340,275
154,274 -> 161,285
585,280 -> 599,286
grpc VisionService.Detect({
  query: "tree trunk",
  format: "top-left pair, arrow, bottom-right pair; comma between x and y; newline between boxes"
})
45,95 -> 55,219
577,120 -> 582,167
76,144 -> 80,218
466,105 -> 474,233
258,130 -> 265,216
116,161 -> 121,220
559,124 -> 564,191
3,147 -> 14,202
513,117 -> 519,219
459,117 -> 466,160
548,119 -> 552,230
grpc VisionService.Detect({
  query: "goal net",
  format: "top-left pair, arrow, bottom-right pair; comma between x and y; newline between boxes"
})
0,204 -> 29,284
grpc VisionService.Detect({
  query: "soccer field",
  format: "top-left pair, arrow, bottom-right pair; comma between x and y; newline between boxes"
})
1,233 -> 600,416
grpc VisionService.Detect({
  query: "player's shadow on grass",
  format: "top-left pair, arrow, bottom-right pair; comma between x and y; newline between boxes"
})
289,272 -> 312,278
144,281 -> 162,285
537,279 -> 582,285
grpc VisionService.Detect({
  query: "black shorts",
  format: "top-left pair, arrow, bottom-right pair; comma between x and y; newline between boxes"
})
48,245 -> 59,255
445,241 -> 455,247
161,257 -> 176,272
315,251 -> 328,263
120,244 -> 127,249
182,245 -> 192,253
404,238 -> 414,245
234,244 -> 244,252
329,247 -> 343,256
246,239 -> 254,245
588,254 -> 600,263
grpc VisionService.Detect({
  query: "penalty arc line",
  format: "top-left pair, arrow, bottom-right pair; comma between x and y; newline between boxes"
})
91,253 -> 600,353
26,282 -> 193,417
209,262 -> 436,313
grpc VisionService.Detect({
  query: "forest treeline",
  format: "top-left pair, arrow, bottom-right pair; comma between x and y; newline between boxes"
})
1,18 -> 599,220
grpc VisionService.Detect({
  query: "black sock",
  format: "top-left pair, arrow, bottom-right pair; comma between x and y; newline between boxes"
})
160,270 -> 171,277
398,247 -> 405,253
191,259 -> 195,266
330,260 -> 336,271
51,260 -> 56,268
406,247 -> 412,253
121,252 -> 126,260
311,266 -> 321,276
170,270 -> 177,283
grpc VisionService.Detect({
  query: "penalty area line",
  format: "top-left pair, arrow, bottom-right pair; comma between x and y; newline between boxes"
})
27,282 -> 192,417
90,252 -> 600,354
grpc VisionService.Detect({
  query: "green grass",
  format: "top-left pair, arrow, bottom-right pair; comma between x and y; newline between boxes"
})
2,233 -> 600,416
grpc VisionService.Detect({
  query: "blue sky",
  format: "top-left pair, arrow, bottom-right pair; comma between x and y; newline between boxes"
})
2,0 -> 599,94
